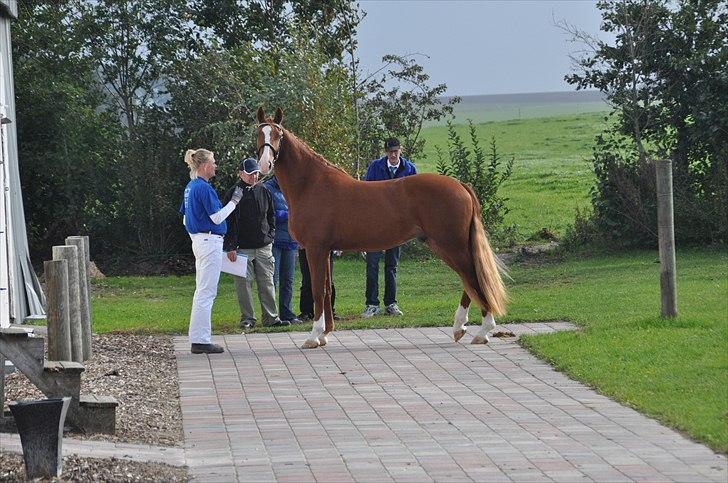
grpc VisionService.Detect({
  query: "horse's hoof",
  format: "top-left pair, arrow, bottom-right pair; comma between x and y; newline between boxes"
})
302,338 -> 320,349
318,335 -> 328,346
453,328 -> 467,342
471,333 -> 490,344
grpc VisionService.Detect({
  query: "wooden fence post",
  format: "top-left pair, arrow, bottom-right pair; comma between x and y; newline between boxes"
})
44,259 -> 72,361
66,236 -> 91,360
52,245 -> 83,362
655,159 -> 678,318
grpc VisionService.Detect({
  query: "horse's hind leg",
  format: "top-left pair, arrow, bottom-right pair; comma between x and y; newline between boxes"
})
426,239 -> 482,343
453,292 -> 471,342
471,310 -> 497,344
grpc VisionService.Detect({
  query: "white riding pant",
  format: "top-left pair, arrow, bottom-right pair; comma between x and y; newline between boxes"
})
189,233 -> 224,344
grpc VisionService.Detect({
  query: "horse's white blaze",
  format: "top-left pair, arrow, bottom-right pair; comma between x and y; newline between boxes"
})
473,312 -> 496,340
304,313 -> 325,346
453,304 -> 469,331
259,125 -> 273,173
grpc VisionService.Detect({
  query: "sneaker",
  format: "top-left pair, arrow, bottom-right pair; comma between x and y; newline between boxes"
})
385,303 -> 403,316
191,343 -> 224,354
239,317 -> 256,329
264,318 -> 291,327
298,313 -> 313,322
284,317 -> 303,325
361,305 -> 380,318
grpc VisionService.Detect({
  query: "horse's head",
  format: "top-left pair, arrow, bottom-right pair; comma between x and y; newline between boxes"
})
255,107 -> 284,175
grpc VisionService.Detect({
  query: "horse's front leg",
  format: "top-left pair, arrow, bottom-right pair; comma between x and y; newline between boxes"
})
302,248 -> 331,349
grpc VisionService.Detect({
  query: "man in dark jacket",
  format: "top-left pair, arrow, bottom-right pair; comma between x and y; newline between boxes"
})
223,158 -> 288,328
361,137 -> 417,318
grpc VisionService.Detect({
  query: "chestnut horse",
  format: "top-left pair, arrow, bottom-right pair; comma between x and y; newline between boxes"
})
255,107 -> 507,349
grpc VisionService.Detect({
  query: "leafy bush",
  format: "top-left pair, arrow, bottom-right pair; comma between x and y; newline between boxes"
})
572,128 -> 727,249
436,120 -> 514,246
565,0 -> 728,247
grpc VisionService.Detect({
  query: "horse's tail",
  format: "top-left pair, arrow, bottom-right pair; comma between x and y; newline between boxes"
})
462,183 -> 508,316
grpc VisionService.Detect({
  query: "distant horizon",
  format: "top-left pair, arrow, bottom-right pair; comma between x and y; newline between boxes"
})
440,89 -> 605,100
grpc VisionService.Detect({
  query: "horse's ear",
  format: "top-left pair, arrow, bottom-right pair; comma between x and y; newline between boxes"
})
256,106 -> 265,124
274,107 -> 283,124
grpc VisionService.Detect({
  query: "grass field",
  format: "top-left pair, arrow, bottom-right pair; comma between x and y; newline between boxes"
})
91,247 -> 728,452
418,111 -> 608,241
430,91 -> 608,126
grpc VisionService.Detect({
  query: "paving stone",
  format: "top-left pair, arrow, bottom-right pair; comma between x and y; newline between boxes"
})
175,324 -> 727,482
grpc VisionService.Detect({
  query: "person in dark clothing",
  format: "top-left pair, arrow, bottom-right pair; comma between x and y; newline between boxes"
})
223,158 -> 288,328
263,176 -> 301,324
298,249 -> 338,321
361,137 -> 417,318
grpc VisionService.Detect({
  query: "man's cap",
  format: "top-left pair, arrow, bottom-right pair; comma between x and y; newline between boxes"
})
239,158 -> 261,174
384,137 -> 401,151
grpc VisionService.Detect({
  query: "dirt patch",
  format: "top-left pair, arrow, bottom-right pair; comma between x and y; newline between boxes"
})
0,453 -> 188,482
491,329 -> 516,338
3,334 -> 183,447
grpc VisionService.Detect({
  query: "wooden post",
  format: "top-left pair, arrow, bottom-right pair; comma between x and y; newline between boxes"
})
44,259 -> 72,361
66,236 -> 91,360
81,236 -> 92,328
655,159 -> 678,317
1,351 -> 4,417
52,245 -> 83,362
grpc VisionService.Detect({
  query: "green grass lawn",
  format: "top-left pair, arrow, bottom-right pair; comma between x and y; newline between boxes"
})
418,112 -> 608,241
92,246 -> 728,452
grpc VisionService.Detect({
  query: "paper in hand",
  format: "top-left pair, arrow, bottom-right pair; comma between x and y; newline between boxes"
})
221,252 -> 248,278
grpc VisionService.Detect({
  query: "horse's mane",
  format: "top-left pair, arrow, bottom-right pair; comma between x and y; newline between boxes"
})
283,128 -> 353,178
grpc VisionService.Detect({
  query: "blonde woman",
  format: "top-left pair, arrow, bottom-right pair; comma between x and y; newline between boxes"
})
180,149 -> 243,354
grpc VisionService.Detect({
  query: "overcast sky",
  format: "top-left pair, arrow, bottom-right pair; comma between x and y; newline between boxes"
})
356,0 -> 607,96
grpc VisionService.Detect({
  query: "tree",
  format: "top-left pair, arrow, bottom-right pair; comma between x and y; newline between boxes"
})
359,54 -> 459,165
190,0 -> 360,61
565,0 -> 728,245
79,0 -> 198,134
13,1 -> 124,257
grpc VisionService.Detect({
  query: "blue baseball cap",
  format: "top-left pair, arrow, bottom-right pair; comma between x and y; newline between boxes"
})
239,158 -> 260,174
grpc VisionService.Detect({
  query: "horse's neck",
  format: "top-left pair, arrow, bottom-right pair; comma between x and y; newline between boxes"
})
276,131 -> 338,203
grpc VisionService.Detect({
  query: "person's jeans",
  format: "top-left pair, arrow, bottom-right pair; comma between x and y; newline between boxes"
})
232,244 -> 278,324
189,233 -> 224,344
299,249 -> 336,318
365,246 -> 401,307
272,246 -> 297,321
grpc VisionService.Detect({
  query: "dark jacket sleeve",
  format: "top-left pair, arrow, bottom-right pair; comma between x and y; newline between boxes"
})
222,186 -> 238,252
265,189 -> 275,241
364,160 -> 376,181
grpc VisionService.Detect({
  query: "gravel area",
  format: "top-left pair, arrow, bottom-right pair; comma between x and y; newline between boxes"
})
0,453 -> 188,482
2,334 -> 187,480
3,334 -> 183,446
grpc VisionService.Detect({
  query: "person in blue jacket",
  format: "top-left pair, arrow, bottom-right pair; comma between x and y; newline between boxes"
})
361,137 -> 417,318
263,176 -> 301,324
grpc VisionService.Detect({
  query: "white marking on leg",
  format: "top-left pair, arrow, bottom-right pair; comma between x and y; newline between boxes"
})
453,305 -> 469,330
302,313 -> 325,349
472,312 -> 496,344
453,304 -> 469,342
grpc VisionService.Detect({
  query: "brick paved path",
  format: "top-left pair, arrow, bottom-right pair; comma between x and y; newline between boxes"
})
175,324 -> 727,482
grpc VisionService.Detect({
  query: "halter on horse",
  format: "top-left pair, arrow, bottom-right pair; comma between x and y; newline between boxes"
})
255,107 -> 507,349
